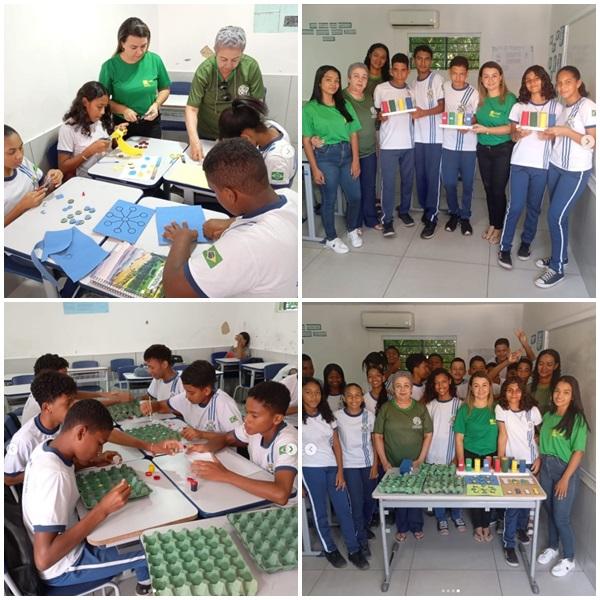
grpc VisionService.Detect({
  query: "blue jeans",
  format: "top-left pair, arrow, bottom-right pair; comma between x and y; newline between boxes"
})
359,152 -> 378,227
540,454 -> 580,560
414,142 -> 443,222
303,466 -> 359,554
395,507 -> 424,534
380,148 -> 414,224
500,165 -> 548,252
344,466 -> 378,545
546,164 -> 592,273
441,149 -> 476,220
434,507 -> 463,522
314,142 -> 361,240
503,508 -> 529,549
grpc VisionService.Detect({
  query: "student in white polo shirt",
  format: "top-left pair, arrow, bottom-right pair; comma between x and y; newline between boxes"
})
22,399 -> 151,593
140,345 -> 184,414
162,138 -> 297,298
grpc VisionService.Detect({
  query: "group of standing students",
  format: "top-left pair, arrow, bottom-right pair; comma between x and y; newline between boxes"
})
301,345 -> 589,578
302,42 -> 595,289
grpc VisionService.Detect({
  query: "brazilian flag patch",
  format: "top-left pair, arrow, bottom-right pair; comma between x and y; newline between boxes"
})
203,245 -> 223,269
272,171 -> 284,181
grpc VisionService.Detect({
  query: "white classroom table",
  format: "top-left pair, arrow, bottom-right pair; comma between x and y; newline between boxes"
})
76,458 -> 197,547
159,93 -> 188,122
240,362 -> 280,388
68,366 -> 110,390
216,357 -> 242,387
153,449 -> 274,517
373,472 -> 547,594
141,508 -> 298,596
88,136 -> 188,189
3,177 -> 142,262
4,383 -> 31,401
102,441 -> 146,463
121,372 -> 153,390
115,412 -> 178,426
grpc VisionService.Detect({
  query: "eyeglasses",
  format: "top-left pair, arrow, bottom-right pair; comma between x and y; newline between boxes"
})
218,81 -> 231,102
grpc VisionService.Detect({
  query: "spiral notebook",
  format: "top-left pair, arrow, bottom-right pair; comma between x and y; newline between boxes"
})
88,241 -> 165,298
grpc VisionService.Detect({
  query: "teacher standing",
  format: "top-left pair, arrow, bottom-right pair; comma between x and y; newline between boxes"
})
99,17 -> 171,139
185,26 -> 265,160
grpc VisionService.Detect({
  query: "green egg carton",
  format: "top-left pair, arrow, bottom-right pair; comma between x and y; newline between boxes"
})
228,506 -> 297,573
76,464 -> 152,509
125,423 -> 182,443
378,472 -> 424,495
142,525 -> 258,596
108,401 -> 143,421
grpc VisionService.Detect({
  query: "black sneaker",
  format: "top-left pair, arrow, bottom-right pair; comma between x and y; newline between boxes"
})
517,529 -> 530,545
366,528 -> 376,539
136,583 -> 152,596
517,242 -> 531,260
504,547 -> 519,567
324,549 -> 347,568
383,221 -> 396,237
421,214 -> 428,224
398,213 -> 415,227
421,222 -> 436,239
535,268 -> 565,288
348,550 -> 370,570
460,219 -> 473,236
497,251 -> 513,270
360,542 -> 372,557
535,256 -> 568,269
445,215 -> 459,232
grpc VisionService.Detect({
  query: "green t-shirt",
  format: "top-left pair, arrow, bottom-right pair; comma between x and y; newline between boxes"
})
187,55 -> 265,140
302,100 -> 361,145
373,399 -> 433,465
539,412 -> 588,463
528,382 -> 553,415
475,93 -> 517,146
453,403 -> 498,456
365,75 -> 383,100
343,89 -> 377,157
99,51 -> 171,117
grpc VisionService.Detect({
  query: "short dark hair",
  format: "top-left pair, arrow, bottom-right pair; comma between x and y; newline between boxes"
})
61,399 -> 114,434
449,56 -> 469,70
203,138 -> 269,193
31,371 -> 77,407
517,357 -> 533,369
302,354 -> 312,362
451,357 -> 466,368
4,124 -> 18,138
406,353 -> 427,374
143,344 -> 173,365
413,44 -> 433,58
469,355 -> 486,368
494,338 -> 510,348
181,360 -> 216,388
33,353 -> 70,375
428,353 -> 443,361
248,381 -> 290,415
391,53 -> 409,68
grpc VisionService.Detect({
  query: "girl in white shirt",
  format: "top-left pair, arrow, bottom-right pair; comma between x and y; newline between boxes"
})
323,363 -> 346,413
364,366 -> 388,414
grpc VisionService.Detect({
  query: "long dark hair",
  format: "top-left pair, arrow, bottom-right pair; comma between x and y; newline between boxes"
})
323,363 -> 346,398
310,65 -> 354,123
218,97 -> 269,138
302,377 -> 334,423
557,65 -> 590,98
531,349 -> 561,393
423,368 -> 457,404
549,375 -> 590,438
115,17 -> 151,55
498,376 -> 536,411
364,43 -> 391,82
63,81 -> 112,136
366,365 -> 389,414
518,65 -> 556,103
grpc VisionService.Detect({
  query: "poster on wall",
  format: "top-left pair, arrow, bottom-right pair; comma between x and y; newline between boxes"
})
63,303 -> 109,315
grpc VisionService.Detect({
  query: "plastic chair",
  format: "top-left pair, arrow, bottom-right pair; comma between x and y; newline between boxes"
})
211,351 -> 227,367
71,361 -> 101,392
110,358 -> 135,372
114,365 -> 136,390
11,374 -> 34,385
174,363 -> 189,373
263,363 -> 288,381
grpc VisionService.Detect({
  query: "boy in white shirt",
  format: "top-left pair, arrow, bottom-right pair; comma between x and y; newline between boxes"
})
140,344 -> 184,411
188,381 -> 297,505
450,357 -> 469,400
406,353 -> 430,401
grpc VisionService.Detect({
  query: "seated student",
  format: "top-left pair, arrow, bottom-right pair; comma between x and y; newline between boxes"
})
450,357 -> 468,400
226,332 -> 252,359
21,353 -> 133,424
405,353 -> 431,401
22,399 -> 151,593
142,360 -> 241,437
187,382 -> 297,505
4,125 -> 63,227
218,97 -> 296,189
281,372 -> 298,426
140,344 -> 185,408
162,138 -> 297,298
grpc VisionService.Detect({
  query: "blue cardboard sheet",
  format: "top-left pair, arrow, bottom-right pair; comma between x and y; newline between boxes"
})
155,205 -> 207,245
93,199 -> 154,244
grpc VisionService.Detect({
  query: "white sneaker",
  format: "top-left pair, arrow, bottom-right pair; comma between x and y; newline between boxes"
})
347,229 -> 363,248
325,237 -> 349,254
551,558 -> 575,577
537,547 -> 559,565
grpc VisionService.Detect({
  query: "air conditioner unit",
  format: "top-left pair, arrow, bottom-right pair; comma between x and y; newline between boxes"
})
361,312 -> 414,330
389,10 -> 439,28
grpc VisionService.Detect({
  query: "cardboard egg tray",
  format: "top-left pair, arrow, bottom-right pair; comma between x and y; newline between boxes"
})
142,525 -> 258,596
377,472 -> 425,494
76,464 -> 152,509
124,423 -> 182,443
108,401 -> 143,421
228,506 -> 297,573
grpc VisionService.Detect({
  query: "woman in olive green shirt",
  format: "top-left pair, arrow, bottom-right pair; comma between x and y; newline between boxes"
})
99,17 -> 171,139
472,61 -> 517,244
529,349 -> 561,414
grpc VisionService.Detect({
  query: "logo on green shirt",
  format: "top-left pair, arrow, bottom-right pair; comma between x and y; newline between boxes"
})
203,246 -> 223,269
489,419 -> 496,425
412,416 -> 422,429
142,79 -> 154,88
489,110 -> 501,118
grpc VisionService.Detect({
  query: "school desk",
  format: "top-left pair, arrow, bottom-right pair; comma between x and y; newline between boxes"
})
159,94 -> 188,124
141,508 -> 298,596
121,371 -> 153,390
215,357 -> 242,387
240,362 -> 280,388
4,383 -> 31,406
372,472 -> 547,594
3,177 -> 142,264
68,366 -> 110,391
102,441 -> 146,463
88,136 -> 188,189
77,458 -> 197,547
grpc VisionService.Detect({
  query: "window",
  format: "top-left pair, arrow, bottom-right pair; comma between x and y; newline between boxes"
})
409,36 -> 481,70
383,336 -> 457,369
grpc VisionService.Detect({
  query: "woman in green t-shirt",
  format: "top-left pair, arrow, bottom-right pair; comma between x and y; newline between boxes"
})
472,61 -> 517,245
454,371 -> 498,542
528,349 -> 561,414
99,17 -> 171,139
537,376 -> 589,577
373,373 -> 433,542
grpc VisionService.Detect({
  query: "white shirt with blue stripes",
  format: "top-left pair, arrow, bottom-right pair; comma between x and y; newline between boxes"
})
334,408 -> 375,468
168,388 -> 241,432
426,397 -> 462,465
442,81 -> 479,152
495,404 -> 542,464
412,71 -> 445,144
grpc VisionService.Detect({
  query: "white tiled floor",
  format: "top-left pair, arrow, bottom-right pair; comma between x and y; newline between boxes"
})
302,180 -> 592,298
302,511 -> 596,596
